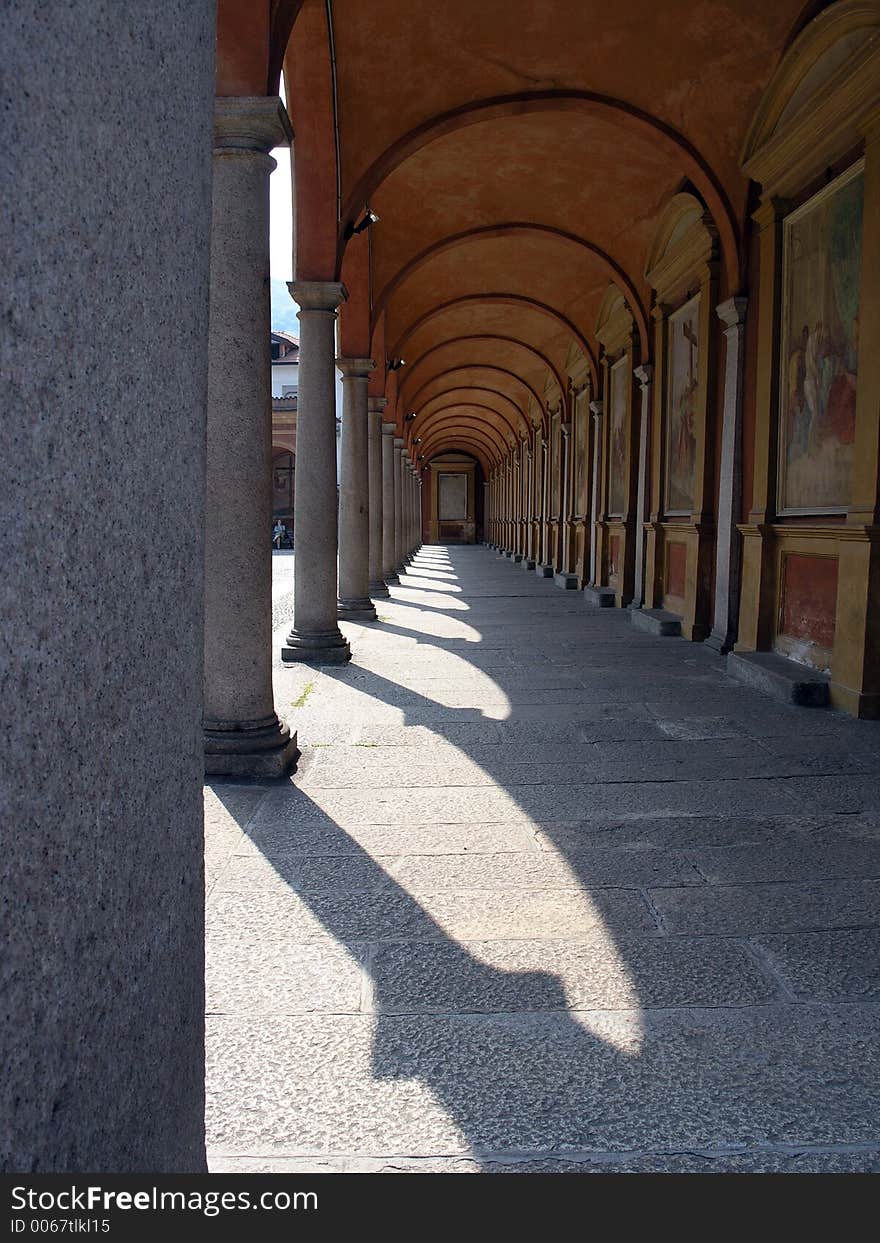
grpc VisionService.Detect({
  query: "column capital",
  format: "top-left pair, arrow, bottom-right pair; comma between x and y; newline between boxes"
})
381,421 -> 397,435
368,397 -> 389,413
336,356 -> 375,378
716,296 -> 749,331
214,96 -> 292,153
634,363 -> 653,388
393,437 -> 405,449
288,281 -> 348,312
589,399 -> 604,418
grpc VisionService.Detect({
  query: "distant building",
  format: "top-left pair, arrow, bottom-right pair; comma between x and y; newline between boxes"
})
271,330 -> 299,397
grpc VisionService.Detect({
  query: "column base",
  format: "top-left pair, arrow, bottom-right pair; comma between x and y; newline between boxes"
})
554,572 -> 578,589
338,598 -> 378,621
704,628 -> 734,654
521,557 -> 536,570
727,650 -> 829,708
535,563 -> 554,578
369,580 -> 390,599
204,715 -> 298,779
384,571 -> 400,584
631,608 -> 682,637
282,629 -> 352,664
584,585 -> 616,607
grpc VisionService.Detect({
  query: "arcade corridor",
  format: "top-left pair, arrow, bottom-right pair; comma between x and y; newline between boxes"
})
205,547 -> 880,1172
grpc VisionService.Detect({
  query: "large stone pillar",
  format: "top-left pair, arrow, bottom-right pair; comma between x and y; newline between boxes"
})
282,282 -> 351,664
706,298 -> 748,652
629,365 -> 653,610
368,398 -> 389,598
589,400 -> 604,584
410,463 -> 420,554
381,422 -> 399,583
337,357 -> 377,620
394,437 -> 406,571
3,0 -> 213,1172
204,97 -> 297,778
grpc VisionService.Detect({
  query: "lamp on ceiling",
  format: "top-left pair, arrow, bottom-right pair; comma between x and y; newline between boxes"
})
343,208 -> 379,240
404,411 -> 416,422
388,358 -> 405,372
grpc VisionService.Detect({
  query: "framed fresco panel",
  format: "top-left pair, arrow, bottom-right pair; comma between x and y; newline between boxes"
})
607,358 -> 628,517
777,161 -> 863,515
438,472 -> 468,520
664,294 -> 700,516
574,388 -> 588,515
550,413 -> 561,516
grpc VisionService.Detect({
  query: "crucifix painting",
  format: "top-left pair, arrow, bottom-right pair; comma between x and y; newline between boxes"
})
665,295 -> 700,514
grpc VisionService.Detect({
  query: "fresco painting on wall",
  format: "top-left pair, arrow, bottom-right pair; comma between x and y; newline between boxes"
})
575,389 -> 588,514
664,294 -> 700,515
778,163 -> 863,514
608,359 -> 628,516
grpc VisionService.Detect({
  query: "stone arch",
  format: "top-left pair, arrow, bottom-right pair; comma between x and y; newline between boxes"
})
339,92 -> 741,290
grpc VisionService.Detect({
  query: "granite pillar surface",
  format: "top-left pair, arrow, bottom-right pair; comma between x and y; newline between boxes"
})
204,97 -> 298,777
337,357 -> 377,620
367,399 -> 389,598
2,0 -> 214,1172
382,423 -> 399,584
282,282 -> 351,664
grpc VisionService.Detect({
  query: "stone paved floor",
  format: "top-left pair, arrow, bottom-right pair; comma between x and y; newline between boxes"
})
205,545 -> 880,1173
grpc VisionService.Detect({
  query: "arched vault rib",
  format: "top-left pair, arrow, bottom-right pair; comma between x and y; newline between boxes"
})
391,294 -> 597,390
375,224 -> 649,359
339,91 -> 740,289
405,335 -> 567,411
412,397 -> 522,446
407,366 -> 539,431
413,413 -> 510,459
420,425 -> 501,461
419,433 -> 496,471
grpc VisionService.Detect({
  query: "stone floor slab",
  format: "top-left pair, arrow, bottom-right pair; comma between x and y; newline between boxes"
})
208,546 -> 880,1172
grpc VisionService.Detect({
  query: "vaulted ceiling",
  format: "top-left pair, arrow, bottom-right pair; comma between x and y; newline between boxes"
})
278,0 -> 815,468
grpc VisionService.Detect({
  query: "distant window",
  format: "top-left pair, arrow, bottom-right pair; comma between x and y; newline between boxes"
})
271,342 -> 281,360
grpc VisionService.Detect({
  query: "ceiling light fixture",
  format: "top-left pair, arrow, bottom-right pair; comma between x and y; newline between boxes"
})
388,357 -> 405,372
343,208 -> 379,240
404,411 -> 416,422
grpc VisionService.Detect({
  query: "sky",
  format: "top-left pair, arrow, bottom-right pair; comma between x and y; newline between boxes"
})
269,81 -> 298,333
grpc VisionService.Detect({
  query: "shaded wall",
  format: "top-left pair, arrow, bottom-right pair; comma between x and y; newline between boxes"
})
1,1 -> 214,1171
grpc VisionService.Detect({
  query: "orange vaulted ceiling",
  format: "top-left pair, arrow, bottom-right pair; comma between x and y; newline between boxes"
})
284,0 -> 811,460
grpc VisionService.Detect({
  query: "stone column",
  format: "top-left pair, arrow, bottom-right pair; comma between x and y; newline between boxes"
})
5,0 -> 214,1171
414,467 -> 422,551
706,297 -> 748,652
589,400 -> 604,584
368,398 -> 389,598
204,97 -> 297,777
407,463 -> 416,555
393,437 -> 406,571
630,365 -> 653,610
282,281 -> 351,664
403,460 -> 413,559
337,357 -> 377,620
381,423 -> 399,583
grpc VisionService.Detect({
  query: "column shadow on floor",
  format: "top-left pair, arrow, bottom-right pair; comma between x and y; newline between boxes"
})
208,545 -> 880,1170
